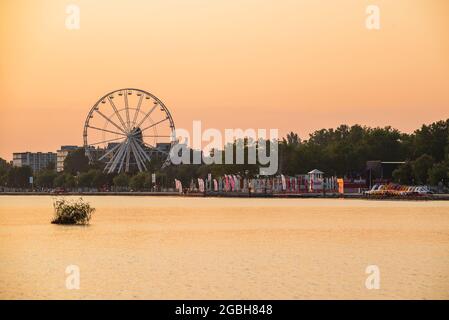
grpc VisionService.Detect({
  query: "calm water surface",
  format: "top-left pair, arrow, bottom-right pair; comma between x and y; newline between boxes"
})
1,196 -> 448,299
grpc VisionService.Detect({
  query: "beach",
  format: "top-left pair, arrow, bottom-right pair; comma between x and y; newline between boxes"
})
1,196 -> 448,299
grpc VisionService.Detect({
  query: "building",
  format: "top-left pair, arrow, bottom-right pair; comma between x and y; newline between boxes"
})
149,142 -> 171,158
12,152 -> 56,172
56,146 -> 79,172
307,169 -> 324,192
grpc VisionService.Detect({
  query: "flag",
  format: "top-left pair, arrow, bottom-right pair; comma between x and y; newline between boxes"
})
279,175 -> 285,191
224,175 -> 230,191
174,179 -> 182,194
198,178 -> 205,193
230,175 -> 235,191
213,179 -> 218,191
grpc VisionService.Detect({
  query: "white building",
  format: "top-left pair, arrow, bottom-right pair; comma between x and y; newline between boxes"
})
308,169 -> 324,192
13,152 -> 56,172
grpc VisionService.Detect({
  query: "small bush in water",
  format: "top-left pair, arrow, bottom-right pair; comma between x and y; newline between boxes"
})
51,198 -> 95,225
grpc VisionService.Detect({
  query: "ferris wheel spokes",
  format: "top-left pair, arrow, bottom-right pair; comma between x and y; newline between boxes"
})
107,96 -> 128,132
98,142 -> 123,161
95,108 -> 128,135
140,117 -> 169,133
134,139 -> 152,163
131,93 -> 144,129
124,90 -> 131,131
107,141 -> 128,173
86,125 -> 127,137
130,139 -> 146,172
135,102 -> 158,129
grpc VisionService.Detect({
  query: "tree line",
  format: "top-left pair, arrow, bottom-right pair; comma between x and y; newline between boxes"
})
1,118 -> 448,191
278,119 -> 449,186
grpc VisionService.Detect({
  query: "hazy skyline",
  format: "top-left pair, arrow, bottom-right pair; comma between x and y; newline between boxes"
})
1,0 -> 448,160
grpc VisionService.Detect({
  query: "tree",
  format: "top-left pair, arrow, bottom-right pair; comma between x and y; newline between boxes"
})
65,174 -> 76,189
0,157 -> 9,173
78,169 -> 107,189
428,162 -> 449,186
7,166 -> 33,188
53,174 -> 66,188
77,171 -> 94,188
0,157 -> 11,187
0,173 -> 6,187
412,120 -> 449,162
64,148 -> 89,174
113,173 -> 130,189
91,170 -> 108,189
53,173 -> 75,189
392,162 -> 413,185
129,172 -> 150,191
36,169 -> 57,188
283,132 -> 300,146
412,154 -> 434,184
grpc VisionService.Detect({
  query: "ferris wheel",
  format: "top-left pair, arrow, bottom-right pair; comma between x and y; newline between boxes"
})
83,88 -> 176,173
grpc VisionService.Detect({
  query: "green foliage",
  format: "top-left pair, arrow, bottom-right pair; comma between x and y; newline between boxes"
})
6,166 -> 33,188
392,162 -> 413,185
64,148 -> 89,174
113,173 -> 130,188
65,174 -> 76,188
36,169 -> 57,188
51,198 -> 94,225
0,157 -> 9,173
283,132 -> 300,146
53,173 -> 75,189
91,170 -> 108,189
428,162 -> 449,186
77,171 -> 92,188
53,174 -> 65,188
279,124 -> 407,177
129,172 -> 151,191
412,154 -> 434,184
412,120 -> 449,162
77,169 -> 107,188
0,157 -> 11,186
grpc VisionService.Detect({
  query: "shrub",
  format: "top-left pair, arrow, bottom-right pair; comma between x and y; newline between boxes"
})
428,162 -> 449,186
129,172 -> 151,191
113,173 -> 130,190
51,198 -> 95,225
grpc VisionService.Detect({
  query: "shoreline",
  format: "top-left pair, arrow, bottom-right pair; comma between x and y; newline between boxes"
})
1,191 -> 449,201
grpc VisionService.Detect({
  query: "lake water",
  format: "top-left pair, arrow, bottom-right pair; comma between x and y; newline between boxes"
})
1,196 -> 448,299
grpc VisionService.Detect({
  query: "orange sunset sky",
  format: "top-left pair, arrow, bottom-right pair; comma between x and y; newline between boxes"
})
1,0 -> 448,160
